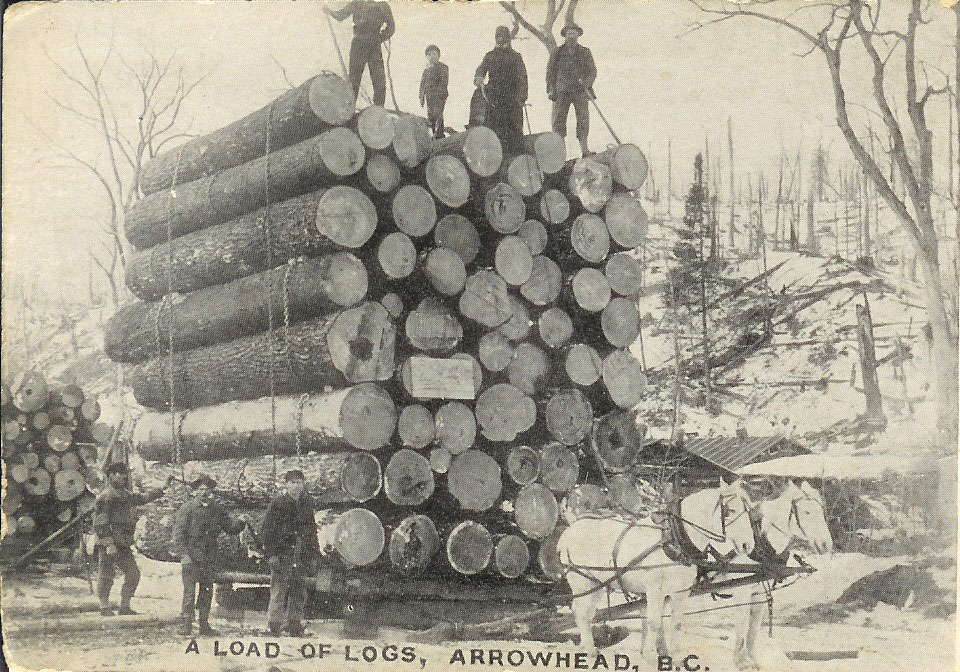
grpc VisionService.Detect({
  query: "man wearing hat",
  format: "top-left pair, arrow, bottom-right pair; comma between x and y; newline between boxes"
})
260,469 -> 320,637
94,462 -> 174,617
325,0 -> 395,107
474,26 -> 528,154
173,474 -> 251,636
546,23 -> 597,158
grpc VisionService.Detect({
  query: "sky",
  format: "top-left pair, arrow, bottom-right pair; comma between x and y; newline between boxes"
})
1,0 -> 956,310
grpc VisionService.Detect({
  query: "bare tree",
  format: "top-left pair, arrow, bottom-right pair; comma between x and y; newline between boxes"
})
689,0 -> 958,448
43,34 -> 204,306
499,0 -> 582,53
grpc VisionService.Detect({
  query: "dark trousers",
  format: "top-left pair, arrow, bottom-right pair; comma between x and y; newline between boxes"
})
426,97 -> 446,138
487,101 -> 524,155
267,563 -> 309,631
349,38 -> 386,106
552,90 -> 590,142
96,547 -> 140,608
181,561 -> 214,624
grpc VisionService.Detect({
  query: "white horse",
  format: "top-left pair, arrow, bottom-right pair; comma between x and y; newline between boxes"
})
726,480 -> 833,670
557,480 -> 756,657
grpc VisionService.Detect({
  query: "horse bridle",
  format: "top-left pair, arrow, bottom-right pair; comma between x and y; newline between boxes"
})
682,491 -> 751,542
767,494 -> 824,543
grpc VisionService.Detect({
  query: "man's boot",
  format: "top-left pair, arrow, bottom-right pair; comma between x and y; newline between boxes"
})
177,616 -> 193,636
286,622 -> 310,637
99,605 -> 114,617
197,620 -> 220,636
117,599 -> 137,616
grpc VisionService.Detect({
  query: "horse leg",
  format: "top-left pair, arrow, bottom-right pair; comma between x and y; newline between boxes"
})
567,573 -> 601,651
669,590 -> 690,653
732,587 -> 761,670
645,587 -> 669,659
744,591 -> 765,668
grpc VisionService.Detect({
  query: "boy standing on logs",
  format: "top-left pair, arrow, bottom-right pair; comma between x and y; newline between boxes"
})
324,0 -> 395,107
546,23 -> 597,158
173,475 -> 251,636
261,470 -> 320,637
94,463 -> 173,616
419,45 -> 449,139
474,26 -> 528,154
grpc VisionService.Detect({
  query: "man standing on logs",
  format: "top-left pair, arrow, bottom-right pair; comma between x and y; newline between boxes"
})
261,470 -> 320,637
474,26 -> 528,154
173,475 -> 251,636
94,463 -> 173,616
546,23 -> 596,158
324,0 -> 395,107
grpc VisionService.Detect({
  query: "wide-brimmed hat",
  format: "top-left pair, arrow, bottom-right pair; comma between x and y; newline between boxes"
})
561,23 -> 583,37
190,474 -> 217,490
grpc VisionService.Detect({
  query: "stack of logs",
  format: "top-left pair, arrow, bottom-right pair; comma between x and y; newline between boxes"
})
1,372 -> 109,547
105,72 -> 653,582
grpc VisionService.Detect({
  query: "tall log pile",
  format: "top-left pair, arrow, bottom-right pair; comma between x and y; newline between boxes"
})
107,73 -> 652,585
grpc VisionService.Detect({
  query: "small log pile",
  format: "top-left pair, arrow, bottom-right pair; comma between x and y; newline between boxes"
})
1,372 -> 108,546
107,73 -> 652,584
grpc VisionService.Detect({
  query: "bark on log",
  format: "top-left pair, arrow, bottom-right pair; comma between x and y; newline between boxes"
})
507,343 -> 550,396
540,189 -> 570,224
389,514 -> 440,573
391,115 -> 433,169
506,446 -> 540,485
604,193 -> 649,249
601,296 -> 641,348
434,402 -> 476,455
571,214 -> 611,264
518,219 -> 548,255
327,507 -> 386,567
447,450 -> 501,511
378,232 -> 417,279
565,343 -> 603,386
460,270 -> 513,327
424,247 -> 467,296
475,384 -> 536,442
538,308 -> 573,349
107,253 -> 367,363
425,154 -> 471,208
446,520 -> 493,575
514,483 -> 559,540
398,404 -> 435,449
497,294 -> 532,342
433,127 -> 503,177
602,349 -> 647,408
494,535 -> 530,579
392,185 -> 437,237
567,158 -> 613,213
524,132 -> 566,175
545,389 -> 593,446
383,449 -> 435,505
356,105 -> 396,150
405,298 -> 463,352
503,155 -> 544,197
127,131 -> 367,250
592,409 -> 645,474
434,214 -> 480,265
539,442 -> 580,493
520,256 -> 562,306
572,267 -> 612,312
138,73 -> 355,195
133,384 -> 397,460
478,332 -> 515,372
591,144 -> 648,190
485,183 -> 526,234
604,252 -> 644,296
365,153 -> 403,193
495,236 -> 534,286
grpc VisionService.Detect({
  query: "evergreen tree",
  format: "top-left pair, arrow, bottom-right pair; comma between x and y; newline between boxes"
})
670,153 -> 708,305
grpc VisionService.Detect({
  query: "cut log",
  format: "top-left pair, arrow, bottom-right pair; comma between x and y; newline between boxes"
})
46,425 -> 73,452
567,158 -> 613,213
537,524 -> 567,579
497,294 -> 532,341
565,343 -> 603,386
24,468 -> 52,497
383,449 -> 435,505
517,219 -> 548,255
389,514 -> 440,573
4,420 -> 21,443
137,72 -> 355,195
425,154 -> 471,208
316,185 -> 380,249
494,535 -> 530,579
398,404 -> 435,449
399,356 -> 479,400
89,423 -> 114,445
16,515 -> 36,536
567,484 -> 609,518
60,452 -> 81,472
507,343 -> 550,396
429,447 -> 452,474
57,507 -> 74,523
21,452 -> 40,470
405,298 -> 463,352
520,255 -> 562,306
539,442 -> 580,492
459,270 -> 513,327
475,384 -> 537,442
601,296 -> 641,348
13,428 -> 33,447
433,127 -> 503,177
495,236 -> 534,286
591,144 -> 648,190
545,389 -> 593,446
484,183 -> 525,234
106,253 -> 368,363
446,520 -> 493,575
538,307 -> 573,349
380,292 -> 404,319
424,247 -> 467,296
86,469 -> 105,492
449,353 -> 484,395
391,114 -> 433,169
540,189 -> 570,224
434,214 -> 480,265
604,252 -> 644,296
10,464 -> 30,484
1,483 -> 21,513
478,332 -> 515,372
514,483 -> 559,540
378,232 -> 417,279
32,412 -> 51,431
126,132 -> 367,250
54,469 -> 86,502
503,155 -> 544,197
392,185 -> 437,237
43,454 -> 61,474
506,446 -> 540,485
604,194 -> 649,249
572,267 -> 612,312
524,132 -> 566,175
447,450 -> 501,511
11,371 -> 48,413
365,153 -> 403,193
602,349 -> 647,409
329,508 -> 386,567
356,105 -> 396,150
607,474 -> 648,514
78,446 -> 98,467
133,385 -> 397,460
326,301 -> 397,382
61,385 -> 85,408
571,214 -> 611,264
80,398 -> 101,422
434,402 -> 476,455
592,409 -> 646,473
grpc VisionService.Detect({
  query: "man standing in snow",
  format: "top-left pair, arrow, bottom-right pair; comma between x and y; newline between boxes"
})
325,0 -> 395,106
547,23 -> 597,158
474,26 -> 528,154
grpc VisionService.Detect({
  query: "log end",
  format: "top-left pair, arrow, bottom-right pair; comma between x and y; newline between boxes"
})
339,383 -> 398,451
315,186 -> 378,248
308,73 -> 356,125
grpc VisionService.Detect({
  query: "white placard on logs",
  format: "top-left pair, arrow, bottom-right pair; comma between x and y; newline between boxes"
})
409,357 -> 477,400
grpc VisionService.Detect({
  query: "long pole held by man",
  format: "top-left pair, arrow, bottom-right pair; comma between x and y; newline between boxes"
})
547,23 -> 597,158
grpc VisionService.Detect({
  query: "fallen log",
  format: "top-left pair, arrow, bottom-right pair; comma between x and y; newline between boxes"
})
398,404 -> 435,449
506,446 -> 540,486
356,105 -> 396,150
601,296 -> 641,348
604,193 -> 649,249
571,267 -> 612,312
478,331 -> 515,372
364,153 -> 403,193
324,507 -> 386,567
540,189 -> 570,224
507,342 -> 550,396
447,450 -> 502,512
591,408 -> 645,473
391,114 -> 433,170
565,343 -> 603,386
604,252 -> 644,296
502,154 -> 544,197
537,307 -> 574,349
459,270 -> 514,327
571,213 -> 611,264
485,182 -> 526,234
378,232 -> 417,280
539,442 -> 580,493
495,236 -> 534,286
392,184 -> 437,238
520,255 -> 562,306
425,154 -> 471,208
518,219 -> 548,255
11,371 -> 48,413
497,294 -> 532,342
602,349 -> 647,408
423,247 -> 467,296
405,298 -> 463,352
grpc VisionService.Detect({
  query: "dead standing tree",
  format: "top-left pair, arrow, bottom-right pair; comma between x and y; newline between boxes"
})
690,0 -> 959,449
499,0 -> 582,53
45,36 -> 203,306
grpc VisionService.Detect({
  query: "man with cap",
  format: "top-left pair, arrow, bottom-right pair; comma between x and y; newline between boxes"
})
474,26 -> 528,154
173,474 -> 251,636
260,469 -> 320,637
546,23 -> 597,157
325,0 -> 395,107
94,462 -> 174,616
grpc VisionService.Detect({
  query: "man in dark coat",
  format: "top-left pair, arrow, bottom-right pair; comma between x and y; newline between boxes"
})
474,25 -> 528,154
94,463 -> 172,616
173,475 -> 250,636
419,45 -> 449,139
546,23 -> 597,157
325,0 -> 395,107
261,469 -> 320,637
